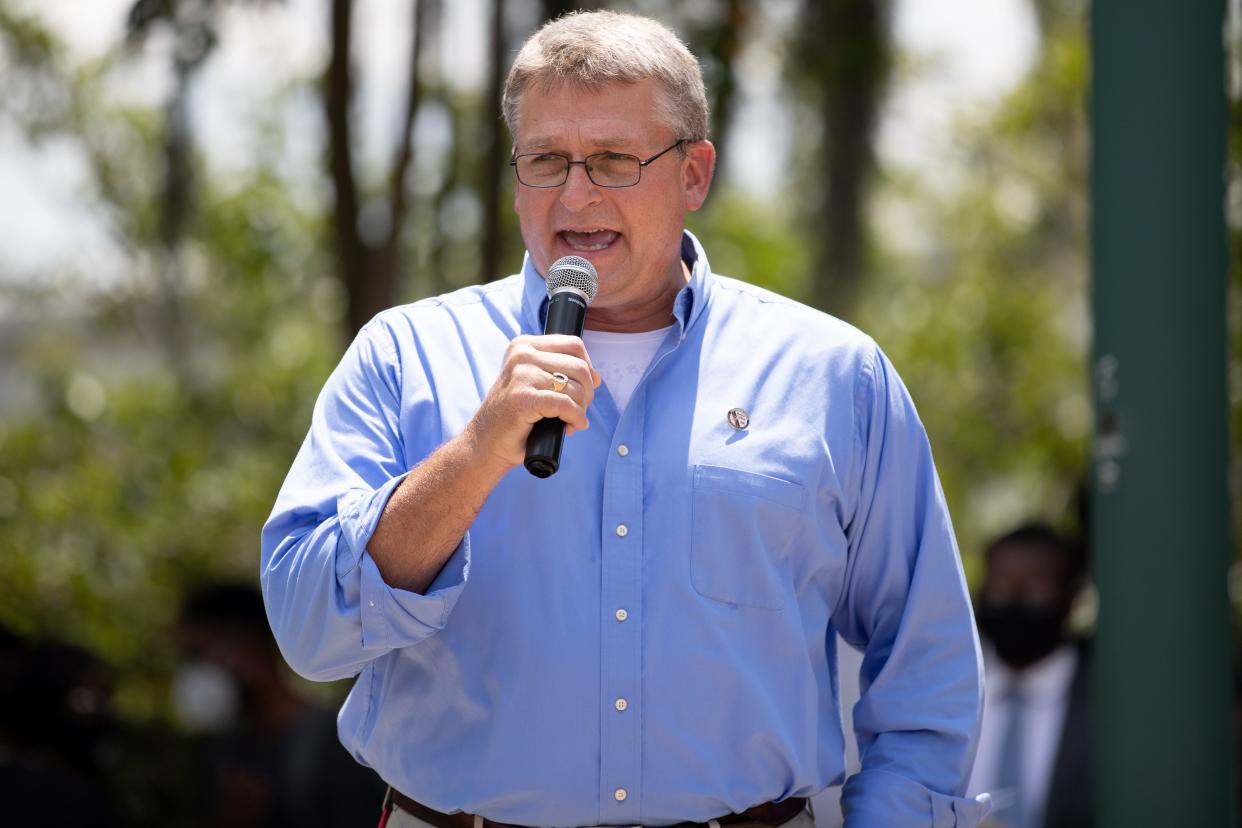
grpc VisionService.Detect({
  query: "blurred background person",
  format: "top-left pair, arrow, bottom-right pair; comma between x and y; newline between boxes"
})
175,583 -> 385,828
0,624 -> 118,827
968,524 -> 1092,828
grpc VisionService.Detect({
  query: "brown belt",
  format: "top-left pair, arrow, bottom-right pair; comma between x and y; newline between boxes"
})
388,790 -> 808,828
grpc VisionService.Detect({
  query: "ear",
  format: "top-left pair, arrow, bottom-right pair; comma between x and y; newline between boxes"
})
512,155 -> 523,216
681,140 -> 716,212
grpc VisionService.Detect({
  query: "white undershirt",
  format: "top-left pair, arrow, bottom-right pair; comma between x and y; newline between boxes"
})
967,643 -> 1078,828
581,324 -> 676,412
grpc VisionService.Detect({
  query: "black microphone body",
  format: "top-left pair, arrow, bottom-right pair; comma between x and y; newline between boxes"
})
524,257 -> 598,478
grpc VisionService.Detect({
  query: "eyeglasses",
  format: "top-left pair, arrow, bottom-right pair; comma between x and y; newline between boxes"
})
510,139 -> 688,188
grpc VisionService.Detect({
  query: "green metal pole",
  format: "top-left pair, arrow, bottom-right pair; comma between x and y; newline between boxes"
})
1090,1 -> 1233,826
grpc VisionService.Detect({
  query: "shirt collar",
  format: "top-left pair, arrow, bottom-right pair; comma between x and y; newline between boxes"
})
519,229 -> 715,336
675,228 -> 713,338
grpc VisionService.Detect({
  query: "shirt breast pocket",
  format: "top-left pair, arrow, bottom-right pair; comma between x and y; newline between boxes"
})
690,464 -> 806,611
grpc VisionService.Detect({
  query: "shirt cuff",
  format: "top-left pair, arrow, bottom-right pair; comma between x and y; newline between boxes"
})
841,769 -> 992,828
335,472 -> 472,650
358,534 -> 471,650
336,473 -> 409,579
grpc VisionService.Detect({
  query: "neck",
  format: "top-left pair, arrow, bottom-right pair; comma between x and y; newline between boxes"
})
585,260 -> 691,333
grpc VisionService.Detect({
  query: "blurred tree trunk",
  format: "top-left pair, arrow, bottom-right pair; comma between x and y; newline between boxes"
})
324,0 -> 429,341
377,0 -> 431,298
480,0 -> 508,282
696,0 -> 747,156
325,0 -> 367,338
127,0 -> 221,383
795,0 -> 892,319
431,91 -> 463,294
155,54 -> 195,380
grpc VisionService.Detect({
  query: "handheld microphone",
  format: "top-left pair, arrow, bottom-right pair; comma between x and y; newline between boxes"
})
524,255 -> 599,478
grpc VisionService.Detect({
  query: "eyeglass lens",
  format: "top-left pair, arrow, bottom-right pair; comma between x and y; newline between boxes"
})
517,153 -> 641,188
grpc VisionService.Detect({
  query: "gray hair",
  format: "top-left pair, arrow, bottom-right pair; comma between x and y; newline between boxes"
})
502,11 -> 710,144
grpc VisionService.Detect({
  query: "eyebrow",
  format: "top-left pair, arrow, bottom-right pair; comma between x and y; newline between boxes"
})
521,136 -> 636,152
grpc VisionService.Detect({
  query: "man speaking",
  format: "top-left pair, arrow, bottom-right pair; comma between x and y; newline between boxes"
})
261,11 -> 989,828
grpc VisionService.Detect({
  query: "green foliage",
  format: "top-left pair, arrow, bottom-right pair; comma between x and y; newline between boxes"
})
856,20 -> 1091,572
10,1 -> 1235,729
688,186 -> 808,299
0,231 -> 339,722
0,7 -> 342,718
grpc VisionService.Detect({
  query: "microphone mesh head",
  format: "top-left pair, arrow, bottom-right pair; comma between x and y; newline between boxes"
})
546,256 -> 599,304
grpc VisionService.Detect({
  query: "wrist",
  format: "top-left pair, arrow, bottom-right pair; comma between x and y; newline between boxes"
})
456,421 -> 519,482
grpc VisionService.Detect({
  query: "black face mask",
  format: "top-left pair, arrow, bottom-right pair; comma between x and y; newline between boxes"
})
975,599 -> 1067,670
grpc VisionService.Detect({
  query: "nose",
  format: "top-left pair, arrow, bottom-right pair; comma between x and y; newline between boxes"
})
558,164 -> 602,212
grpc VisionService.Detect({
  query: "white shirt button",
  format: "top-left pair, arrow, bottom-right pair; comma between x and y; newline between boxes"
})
617,444 -> 629,457
615,698 -> 628,712
615,524 -> 628,537
615,608 -> 628,622
368,601 -> 376,608
614,788 -> 627,802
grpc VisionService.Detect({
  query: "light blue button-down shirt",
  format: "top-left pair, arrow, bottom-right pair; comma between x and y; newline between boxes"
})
261,231 -> 989,828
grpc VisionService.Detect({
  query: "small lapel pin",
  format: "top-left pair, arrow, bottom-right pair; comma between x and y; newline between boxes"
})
727,407 -> 750,430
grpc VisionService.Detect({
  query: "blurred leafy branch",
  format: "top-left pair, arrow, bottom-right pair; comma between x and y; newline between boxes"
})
0,2 -> 341,717
0,0 -> 893,722
0,0 -> 1237,722
856,8 -> 1092,579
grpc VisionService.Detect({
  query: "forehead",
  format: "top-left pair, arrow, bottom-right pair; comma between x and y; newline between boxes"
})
515,78 -> 666,149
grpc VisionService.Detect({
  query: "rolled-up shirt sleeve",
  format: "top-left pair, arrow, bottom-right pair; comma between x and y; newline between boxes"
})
833,343 -> 991,828
260,318 -> 470,682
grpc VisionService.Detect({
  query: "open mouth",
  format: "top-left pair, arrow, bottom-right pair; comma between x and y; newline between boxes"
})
559,228 -> 620,252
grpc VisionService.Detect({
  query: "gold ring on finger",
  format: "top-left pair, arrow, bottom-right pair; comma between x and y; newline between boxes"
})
549,372 -> 570,393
